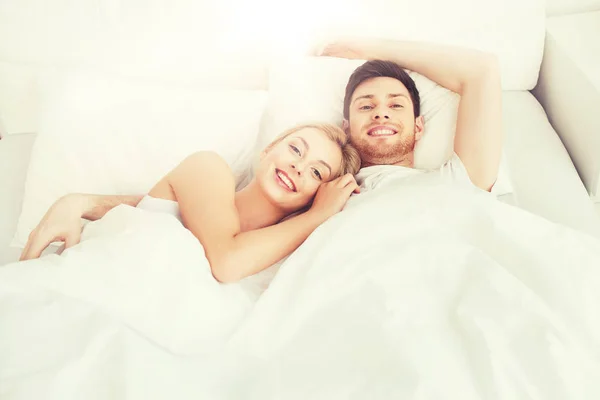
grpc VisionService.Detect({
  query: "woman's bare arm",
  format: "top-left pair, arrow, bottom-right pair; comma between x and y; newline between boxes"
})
168,151 -> 357,283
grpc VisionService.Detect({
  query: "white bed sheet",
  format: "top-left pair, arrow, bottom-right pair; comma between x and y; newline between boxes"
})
1,166 -> 600,399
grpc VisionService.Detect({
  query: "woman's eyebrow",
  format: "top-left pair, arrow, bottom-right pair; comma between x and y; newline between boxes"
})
293,136 -> 332,175
293,136 -> 310,151
317,160 -> 332,176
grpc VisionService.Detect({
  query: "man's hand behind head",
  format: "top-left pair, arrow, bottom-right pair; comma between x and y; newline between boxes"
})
318,41 -> 365,60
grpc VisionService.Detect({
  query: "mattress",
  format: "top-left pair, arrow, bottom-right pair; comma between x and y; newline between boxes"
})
533,10 -> 600,199
1,91 -> 599,266
500,91 -> 600,236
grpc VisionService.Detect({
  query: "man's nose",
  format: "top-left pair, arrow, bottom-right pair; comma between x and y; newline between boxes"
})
372,106 -> 390,120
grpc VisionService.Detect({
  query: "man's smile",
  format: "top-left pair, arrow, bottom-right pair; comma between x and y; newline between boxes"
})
367,125 -> 398,136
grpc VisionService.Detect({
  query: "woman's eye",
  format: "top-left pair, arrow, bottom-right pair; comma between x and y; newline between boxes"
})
312,168 -> 322,180
290,144 -> 301,156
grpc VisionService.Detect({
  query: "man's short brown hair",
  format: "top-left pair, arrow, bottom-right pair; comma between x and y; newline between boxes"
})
343,60 -> 421,120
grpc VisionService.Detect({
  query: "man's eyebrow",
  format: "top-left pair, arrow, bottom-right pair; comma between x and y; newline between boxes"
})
293,136 -> 332,176
352,93 -> 409,103
352,94 -> 373,104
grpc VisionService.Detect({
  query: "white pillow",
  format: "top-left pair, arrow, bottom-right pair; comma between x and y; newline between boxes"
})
12,70 -> 268,248
309,0 -> 545,91
0,62 -> 40,136
258,56 -> 513,193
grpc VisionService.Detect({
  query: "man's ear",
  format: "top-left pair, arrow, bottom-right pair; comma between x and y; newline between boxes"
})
414,116 -> 425,141
342,119 -> 350,133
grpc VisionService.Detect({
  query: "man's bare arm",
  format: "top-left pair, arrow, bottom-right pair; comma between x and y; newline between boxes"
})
321,39 -> 503,191
79,194 -> 144,221
20,193 -> 144,260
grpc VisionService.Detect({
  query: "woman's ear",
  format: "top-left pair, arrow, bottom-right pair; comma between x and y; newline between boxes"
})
414,116 -> 425,141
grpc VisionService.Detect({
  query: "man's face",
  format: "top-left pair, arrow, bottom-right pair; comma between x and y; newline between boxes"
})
347,77 -> 423,167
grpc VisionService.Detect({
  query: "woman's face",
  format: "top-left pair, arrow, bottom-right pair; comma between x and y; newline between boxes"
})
256,127 -> 343,212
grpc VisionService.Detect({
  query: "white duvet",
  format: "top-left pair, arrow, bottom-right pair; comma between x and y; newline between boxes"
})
1,172 -> 600,399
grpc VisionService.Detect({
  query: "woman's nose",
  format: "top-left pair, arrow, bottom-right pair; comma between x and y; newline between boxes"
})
291,163 -> 303,176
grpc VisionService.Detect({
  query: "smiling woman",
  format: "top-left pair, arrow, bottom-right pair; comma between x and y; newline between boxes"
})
21,123 -> 362,283
134,123 -> 362,282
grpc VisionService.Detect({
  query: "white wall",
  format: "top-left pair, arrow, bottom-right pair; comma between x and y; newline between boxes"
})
0,0 -> 546,136
545,0 -> 600,15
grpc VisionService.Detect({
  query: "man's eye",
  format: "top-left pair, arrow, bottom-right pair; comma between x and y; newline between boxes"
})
359,105 -> 373,110
391,104 -> 403,108
312,168 -> 322,180
290,145 -> 301,156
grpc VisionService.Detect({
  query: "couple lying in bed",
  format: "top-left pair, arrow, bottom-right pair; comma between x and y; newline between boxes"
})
19,39 -> 503,282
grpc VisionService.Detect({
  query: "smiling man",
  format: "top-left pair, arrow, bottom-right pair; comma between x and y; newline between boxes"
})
344,64 -> 423,168
324,39 -> 503,193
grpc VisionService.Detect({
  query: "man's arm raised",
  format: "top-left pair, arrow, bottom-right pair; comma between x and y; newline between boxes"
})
320,39 -> 503,191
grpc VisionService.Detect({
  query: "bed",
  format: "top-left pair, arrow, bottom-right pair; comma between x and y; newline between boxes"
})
1,0 -> 600,398
2,119 -> 600,398
2,90 -> 598,266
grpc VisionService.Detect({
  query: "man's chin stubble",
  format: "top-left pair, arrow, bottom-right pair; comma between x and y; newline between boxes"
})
355,139 -> 415,167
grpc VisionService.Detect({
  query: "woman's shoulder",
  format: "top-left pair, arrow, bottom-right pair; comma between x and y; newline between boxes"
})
169,151 -> 235,186
184,150 -> 228,166
182,151 -> 232,172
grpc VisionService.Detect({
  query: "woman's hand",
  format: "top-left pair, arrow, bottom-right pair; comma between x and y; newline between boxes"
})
308,173 -> 360,220
20,194 -> 85,261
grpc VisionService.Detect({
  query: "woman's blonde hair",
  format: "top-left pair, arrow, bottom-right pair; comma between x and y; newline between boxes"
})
264,123 -> 361,178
